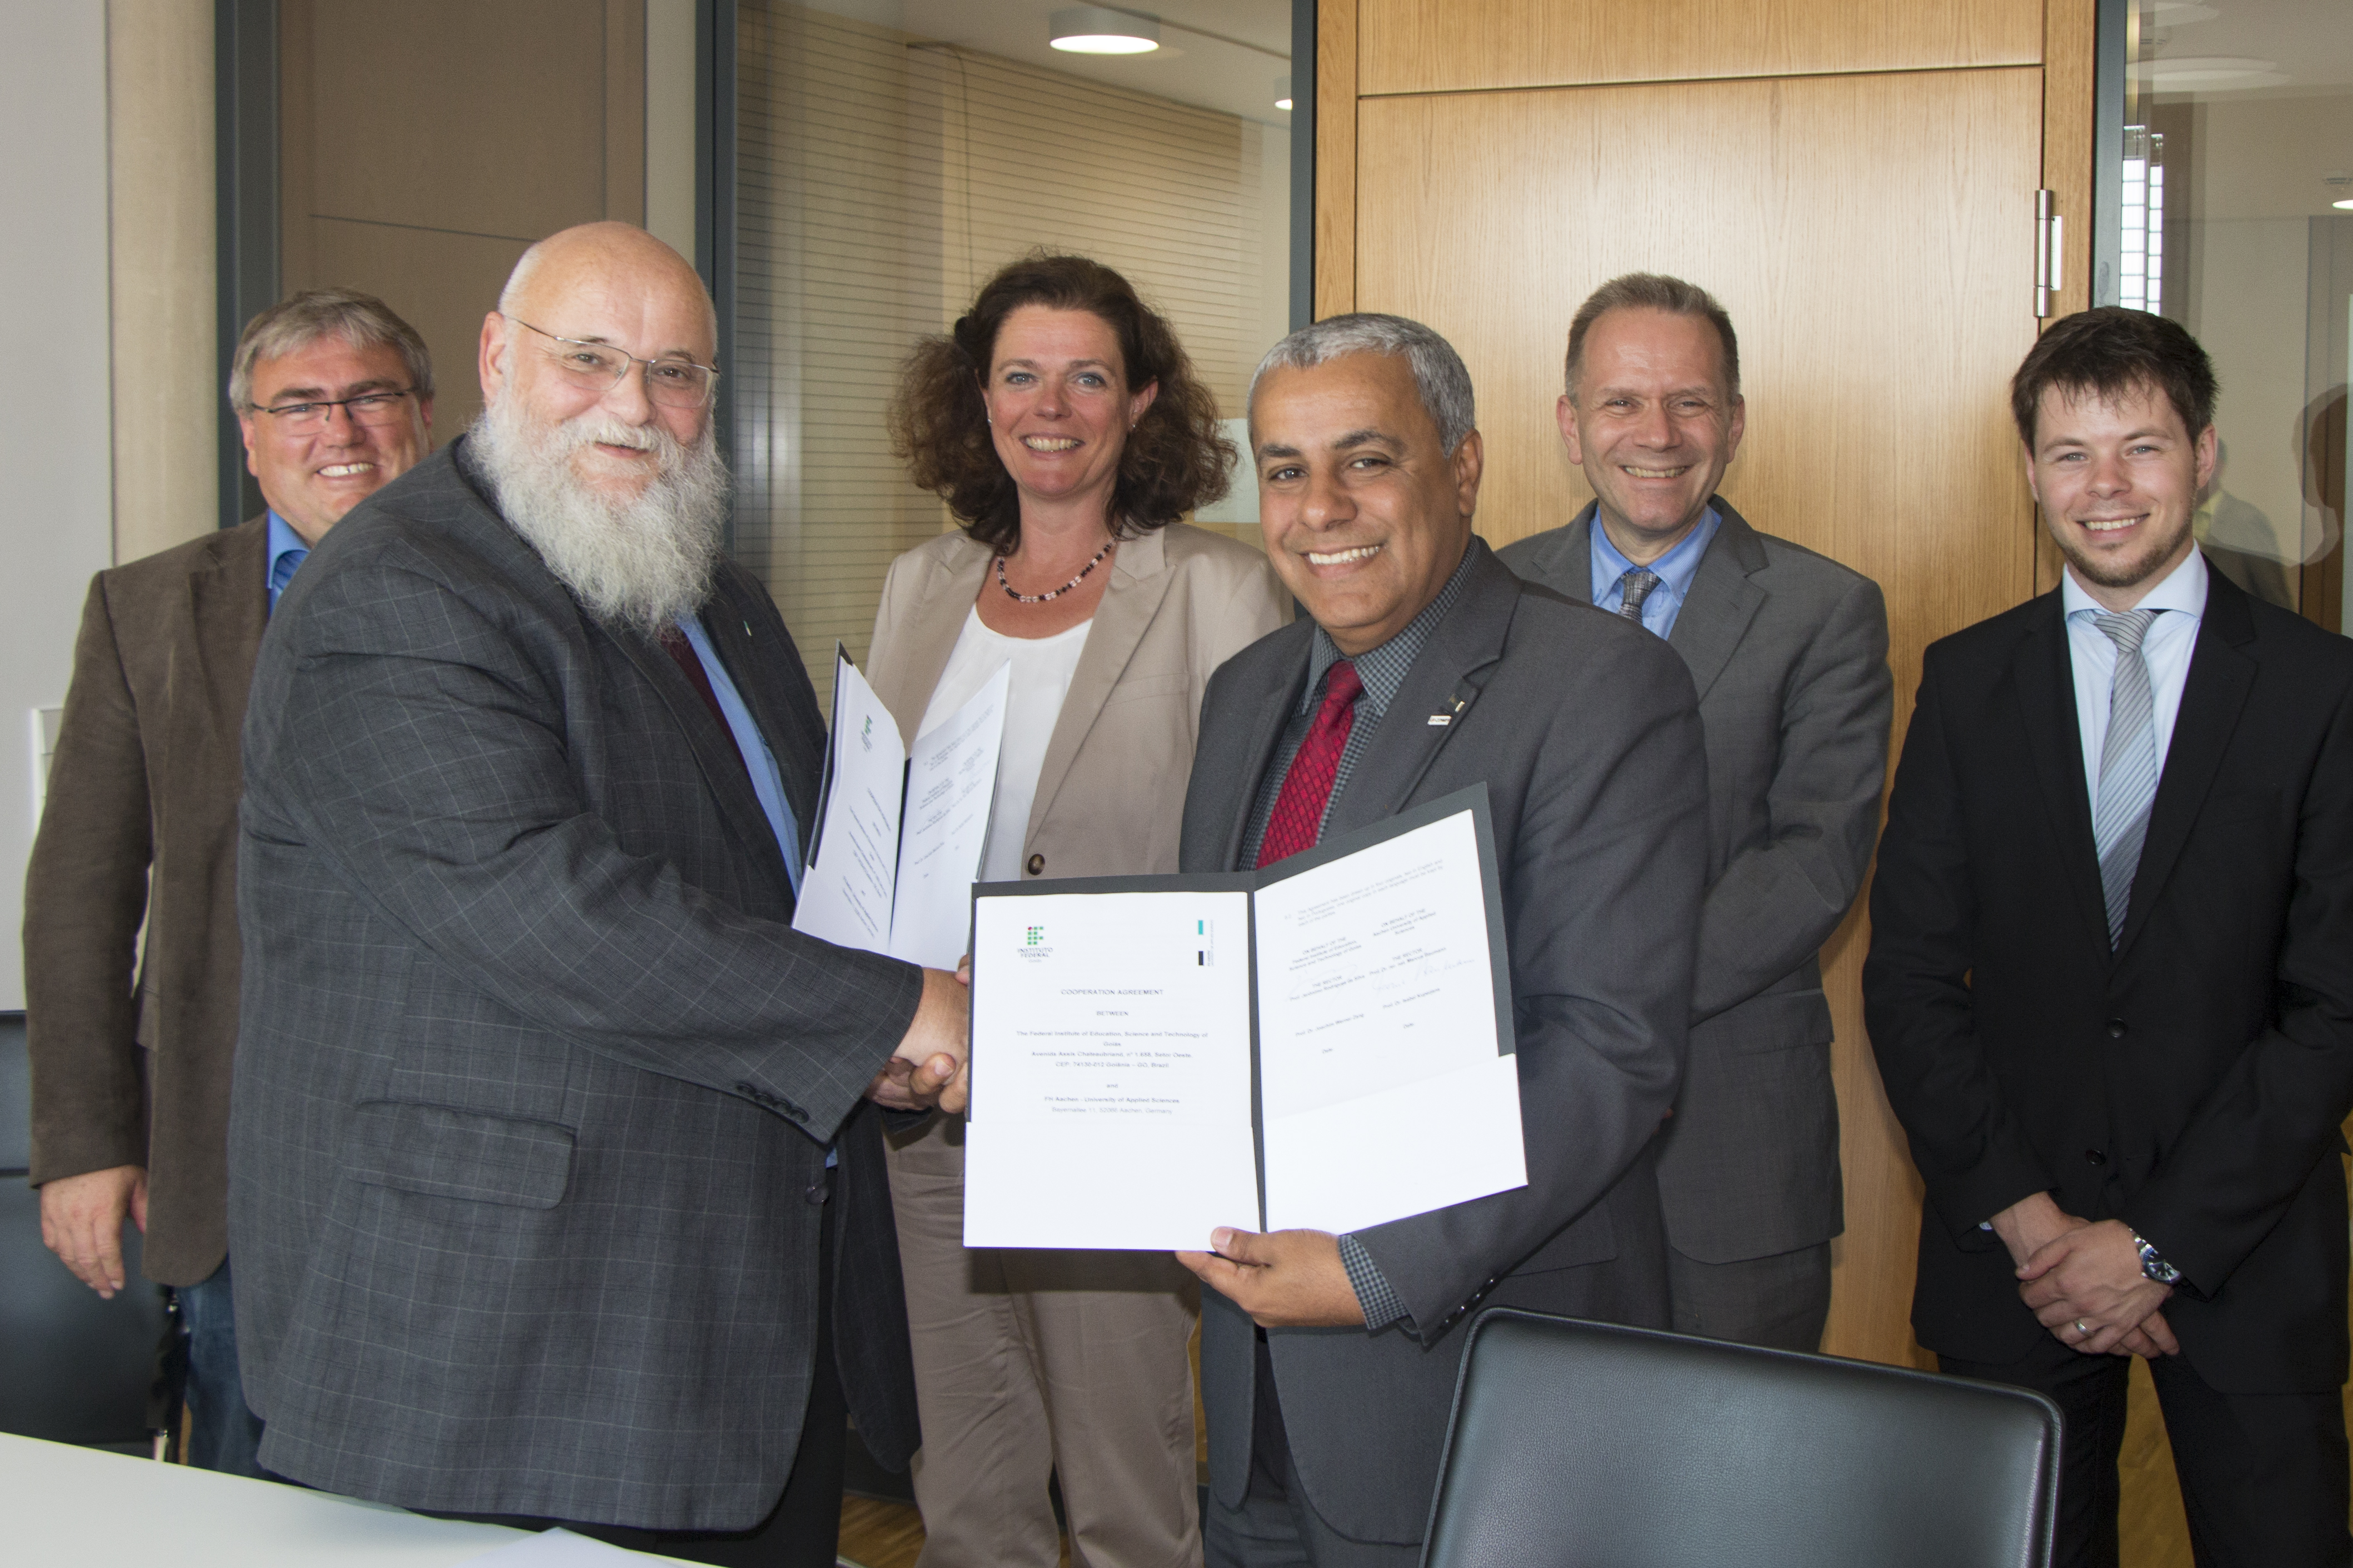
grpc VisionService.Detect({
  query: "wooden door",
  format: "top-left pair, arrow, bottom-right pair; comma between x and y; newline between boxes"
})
1346,64 -> 2045,1367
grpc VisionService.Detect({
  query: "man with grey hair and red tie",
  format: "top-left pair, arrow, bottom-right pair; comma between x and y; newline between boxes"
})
1175,312 -> 1707,1567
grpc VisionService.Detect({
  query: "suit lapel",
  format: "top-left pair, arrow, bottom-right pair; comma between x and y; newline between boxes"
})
875,540 -> 988,747
2009,594 -> 2111,954
615,599 -> 797,895
1325,543 -> 1517,837
186,520 -> 269,763
1028,529 -> 1173,838
1667,501 -> 1767,704
1536,505 -> 1597,604
1220,632 -> 1312,872
2116,571 -> 2257,955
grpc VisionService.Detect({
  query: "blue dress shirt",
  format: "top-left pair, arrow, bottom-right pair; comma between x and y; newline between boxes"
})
264,513 -> 309,615
1588,505 -> 1723,639
673,614 -> 803,895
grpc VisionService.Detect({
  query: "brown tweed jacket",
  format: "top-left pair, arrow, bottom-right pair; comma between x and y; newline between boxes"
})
25,517 -> 268,1285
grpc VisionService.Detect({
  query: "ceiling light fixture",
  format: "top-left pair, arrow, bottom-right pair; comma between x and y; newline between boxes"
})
1050,6 -> 1161,55
2330,174 -> 2353,212
1275,74 -> 1292,111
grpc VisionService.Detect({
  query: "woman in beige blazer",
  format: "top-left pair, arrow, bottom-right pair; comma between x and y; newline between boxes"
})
870,254 -> 1288,1568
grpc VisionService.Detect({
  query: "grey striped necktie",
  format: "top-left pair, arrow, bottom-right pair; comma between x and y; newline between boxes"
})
2091,608 -> 2160,948
1617,568 -> 1662,623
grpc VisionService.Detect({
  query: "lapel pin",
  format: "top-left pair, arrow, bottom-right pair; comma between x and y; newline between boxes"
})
1428,714 -> 1452,727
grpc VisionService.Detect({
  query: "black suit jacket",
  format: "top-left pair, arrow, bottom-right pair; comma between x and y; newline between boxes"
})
232,441 -> 922,1527
1179,540 -> 1708,1542
1864,562 -> 2353,1392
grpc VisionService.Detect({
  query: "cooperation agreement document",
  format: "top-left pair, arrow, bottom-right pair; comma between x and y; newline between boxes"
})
792,647 -> 1009,969
963,788 -> 1527,1249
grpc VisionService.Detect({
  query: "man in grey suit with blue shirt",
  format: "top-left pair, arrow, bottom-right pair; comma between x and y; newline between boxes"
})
1499,274 -> 1892,1352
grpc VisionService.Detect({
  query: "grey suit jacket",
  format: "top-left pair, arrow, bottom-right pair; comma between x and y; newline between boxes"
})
1498,501 -> 1890,1262
27,517 -> 267,1285
1178,540 -> 1707,1544
230,441 -> 923,1530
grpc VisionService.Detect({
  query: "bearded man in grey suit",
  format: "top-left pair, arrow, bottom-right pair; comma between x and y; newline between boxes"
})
230,223 -> 968,1566
1498,274 -> 1892,1353
1175,313 -> 1707,1566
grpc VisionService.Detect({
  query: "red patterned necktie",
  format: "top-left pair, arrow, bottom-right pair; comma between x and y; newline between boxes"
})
1256,660 -> 1365,868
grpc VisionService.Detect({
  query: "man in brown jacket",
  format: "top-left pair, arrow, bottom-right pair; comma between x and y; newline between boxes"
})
25,289 -> 432,1472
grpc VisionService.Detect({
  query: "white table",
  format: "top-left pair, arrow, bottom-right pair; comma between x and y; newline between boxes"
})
0,1433 -> 688,1564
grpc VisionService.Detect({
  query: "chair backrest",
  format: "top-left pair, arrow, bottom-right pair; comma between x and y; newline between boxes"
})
1422,1309 -> 2060,1568
0,1015 -> 173,1449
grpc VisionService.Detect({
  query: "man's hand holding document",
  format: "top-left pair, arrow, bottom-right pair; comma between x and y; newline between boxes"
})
962,786 -> 1527,1249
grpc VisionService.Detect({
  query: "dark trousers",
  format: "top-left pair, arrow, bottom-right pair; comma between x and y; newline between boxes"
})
174,1256 -> 268,1476
1200,1335 -> 1418,1568
1941,1334 -> 2351,1568
441,1199 -> 848,1567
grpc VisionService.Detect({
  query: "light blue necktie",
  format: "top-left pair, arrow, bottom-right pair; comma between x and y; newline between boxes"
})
2091,609 -> 2159,948
268,546 -> 308,614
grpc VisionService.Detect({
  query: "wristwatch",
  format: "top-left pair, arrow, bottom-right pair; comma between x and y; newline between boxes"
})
2132,1231 -> 2182,1286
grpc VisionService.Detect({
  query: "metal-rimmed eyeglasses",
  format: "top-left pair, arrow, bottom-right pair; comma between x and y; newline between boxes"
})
513,319 -> 720,409
246,388 -> 419,435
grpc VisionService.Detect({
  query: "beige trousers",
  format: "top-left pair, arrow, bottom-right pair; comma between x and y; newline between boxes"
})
886,1114 -> 1202,1568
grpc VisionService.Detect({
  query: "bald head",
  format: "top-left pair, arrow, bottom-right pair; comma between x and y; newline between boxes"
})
498,222 -> 716,350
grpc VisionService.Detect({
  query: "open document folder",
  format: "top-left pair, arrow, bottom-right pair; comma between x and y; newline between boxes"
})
790,646 -> 1009,969
963,786 -> 1527,1250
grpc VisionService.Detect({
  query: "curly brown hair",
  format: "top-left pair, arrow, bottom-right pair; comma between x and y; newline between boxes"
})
888,253 -> 1232,554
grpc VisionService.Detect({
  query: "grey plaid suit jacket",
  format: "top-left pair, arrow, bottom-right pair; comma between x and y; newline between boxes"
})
229,440 -> 923,1530
1500,501 -> 1891,1263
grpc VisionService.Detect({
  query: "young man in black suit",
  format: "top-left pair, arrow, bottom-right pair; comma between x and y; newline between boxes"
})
1865,308 -> 2353,1568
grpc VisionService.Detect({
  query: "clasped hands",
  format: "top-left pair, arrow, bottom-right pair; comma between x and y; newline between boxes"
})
1993,1191 -> 2178,1359
867,960 -> 973,1114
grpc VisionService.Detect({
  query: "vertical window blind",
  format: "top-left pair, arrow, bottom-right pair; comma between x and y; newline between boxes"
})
733,2 -> 1286,707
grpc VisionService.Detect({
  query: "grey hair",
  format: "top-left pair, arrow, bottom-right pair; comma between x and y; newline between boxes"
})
228,288 -> 434,410
1247,312 -> 1477,455
1563,273 -> 1740,402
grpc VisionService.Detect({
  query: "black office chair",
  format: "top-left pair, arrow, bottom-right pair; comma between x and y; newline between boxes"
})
1422,1309 -> 2060,1568
0,1014 -> 175,1451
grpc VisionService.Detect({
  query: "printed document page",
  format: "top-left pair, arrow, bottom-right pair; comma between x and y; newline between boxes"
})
1251,809 -> 1525,1234
791,655 -> 908,954
963,888 -> 1260,1249
886,663 -> 1009,968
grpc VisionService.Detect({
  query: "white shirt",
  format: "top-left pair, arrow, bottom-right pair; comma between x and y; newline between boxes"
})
2061,548 -> 2207,802
916,607 -> 1093,883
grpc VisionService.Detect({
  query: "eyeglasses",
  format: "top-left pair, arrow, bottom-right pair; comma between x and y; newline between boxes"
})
247,388 -> 419,434
513,319 -> 720,409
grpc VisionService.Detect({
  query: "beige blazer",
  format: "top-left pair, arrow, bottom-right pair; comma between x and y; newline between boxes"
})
866,523 -> 1290,881
26,517 -> 269,1285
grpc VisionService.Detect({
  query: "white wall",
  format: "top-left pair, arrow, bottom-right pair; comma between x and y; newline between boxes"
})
1,8 -> 115,1009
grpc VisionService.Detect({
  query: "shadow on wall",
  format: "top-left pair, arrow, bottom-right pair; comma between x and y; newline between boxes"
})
0,1013 -> 175,1452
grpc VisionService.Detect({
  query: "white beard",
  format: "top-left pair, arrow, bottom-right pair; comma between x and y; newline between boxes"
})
472,389 -> 731,636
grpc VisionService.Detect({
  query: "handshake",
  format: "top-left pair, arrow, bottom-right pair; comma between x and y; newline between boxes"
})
867,958 -> 973,1114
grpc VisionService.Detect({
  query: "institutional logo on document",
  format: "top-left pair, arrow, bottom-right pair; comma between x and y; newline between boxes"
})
858,714 -> 875,752
1195,918 -> 1214,968
1018,924 -> 1052,961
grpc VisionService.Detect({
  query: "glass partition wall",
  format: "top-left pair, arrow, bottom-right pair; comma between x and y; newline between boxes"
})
2110,0 -> 2353,628
730,1 -> 1299,705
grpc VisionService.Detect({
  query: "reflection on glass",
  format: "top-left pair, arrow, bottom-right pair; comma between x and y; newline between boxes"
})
730,1 -> 1295,705
2115,0 -> 2351,624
